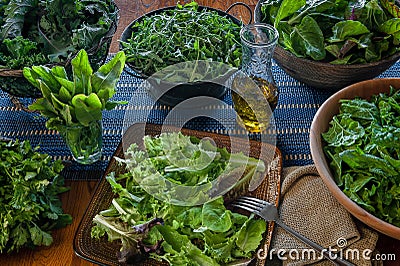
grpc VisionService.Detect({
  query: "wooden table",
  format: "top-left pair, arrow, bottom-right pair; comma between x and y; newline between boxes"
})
0,1 -> 399,265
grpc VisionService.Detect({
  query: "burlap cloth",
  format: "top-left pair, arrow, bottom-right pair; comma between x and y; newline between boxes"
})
270,165 -> 381,266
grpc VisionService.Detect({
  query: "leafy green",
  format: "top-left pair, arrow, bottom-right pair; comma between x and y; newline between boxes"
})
120,1 -> 242,76
0,36 -> 47,69
322,86 -> 400,226
24,49 -> 126,130
0,139 -> 72,253
0,0 -> 118,69
121,132 -> 266,206
91,132 -> 267,265
23,49 -> 125,163
260,0 -> 400,64
0,0 -> 8,27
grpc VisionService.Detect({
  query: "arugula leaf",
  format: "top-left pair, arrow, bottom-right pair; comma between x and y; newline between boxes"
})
121,1 -> 242,76
322,115 -> 365,146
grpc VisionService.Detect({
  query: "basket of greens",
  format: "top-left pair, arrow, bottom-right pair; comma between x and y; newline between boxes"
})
119,1 -> 250,106
255,0 -> 400,90
0,0 -> 119,98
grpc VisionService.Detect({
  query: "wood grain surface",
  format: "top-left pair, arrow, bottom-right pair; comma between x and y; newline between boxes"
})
0,0 -> 399,265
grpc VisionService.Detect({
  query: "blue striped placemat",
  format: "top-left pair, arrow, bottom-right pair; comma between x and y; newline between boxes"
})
1,59 -> 399,180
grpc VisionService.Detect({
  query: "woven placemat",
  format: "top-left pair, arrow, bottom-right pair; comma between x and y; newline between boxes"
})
0,58 -> 399,180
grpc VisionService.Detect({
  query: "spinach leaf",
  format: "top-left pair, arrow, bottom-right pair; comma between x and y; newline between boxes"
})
274,0 -> 305,27
260,0 -> 400,64
291,15 -> 326,60
329,20 -> 370,42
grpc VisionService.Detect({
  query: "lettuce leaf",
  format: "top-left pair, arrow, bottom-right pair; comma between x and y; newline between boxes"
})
92,133 -> 267,265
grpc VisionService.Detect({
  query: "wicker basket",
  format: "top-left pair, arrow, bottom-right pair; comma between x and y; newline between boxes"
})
254,0 -> 400,90
0,4 -> 119,98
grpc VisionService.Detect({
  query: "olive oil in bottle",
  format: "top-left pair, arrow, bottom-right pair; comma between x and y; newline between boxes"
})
231,75 -> 278,133
232,23 -> 279,133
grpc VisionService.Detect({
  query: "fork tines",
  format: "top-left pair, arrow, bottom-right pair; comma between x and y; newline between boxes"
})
232,196 -> 269,214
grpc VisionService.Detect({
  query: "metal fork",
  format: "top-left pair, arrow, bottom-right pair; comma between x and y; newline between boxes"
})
233,196 -> 355,266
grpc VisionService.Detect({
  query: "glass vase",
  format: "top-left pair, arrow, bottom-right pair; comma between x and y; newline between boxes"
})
232,23 -> 279,133
60,120 -> 103,165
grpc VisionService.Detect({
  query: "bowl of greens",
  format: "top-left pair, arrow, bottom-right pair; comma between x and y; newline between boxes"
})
255,0 -> 400,90
310,78 -> 400,239
0,0 -> 119,98
119,1 -> 248,106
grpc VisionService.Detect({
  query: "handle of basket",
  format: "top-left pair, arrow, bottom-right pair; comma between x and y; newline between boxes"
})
226,2 -> 253,24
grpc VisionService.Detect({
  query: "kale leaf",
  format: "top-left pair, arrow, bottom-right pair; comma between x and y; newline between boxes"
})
0,0 -> 118,69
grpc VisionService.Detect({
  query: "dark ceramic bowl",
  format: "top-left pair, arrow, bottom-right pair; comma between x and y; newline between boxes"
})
120,4 -> 251,106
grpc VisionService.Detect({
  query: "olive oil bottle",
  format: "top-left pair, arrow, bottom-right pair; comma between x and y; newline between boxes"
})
232,75 -> 278,133
232,23 -> 279,133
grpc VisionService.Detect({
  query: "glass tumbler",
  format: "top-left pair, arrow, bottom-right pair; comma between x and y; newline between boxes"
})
60,120 -> 103,165
232,23 -> 279,133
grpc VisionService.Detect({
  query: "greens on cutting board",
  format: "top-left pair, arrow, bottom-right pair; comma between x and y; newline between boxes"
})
0,139 -> 72,253
120,1 -> 242,77
91,132 -> 267,265
323,87 -> 400,226
259,0 -> 400,64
